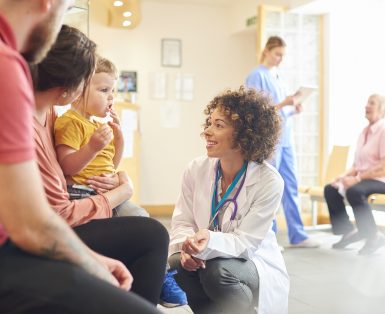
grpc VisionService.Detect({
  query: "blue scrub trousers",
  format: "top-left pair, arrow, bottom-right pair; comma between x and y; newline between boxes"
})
273,144 -> 308,244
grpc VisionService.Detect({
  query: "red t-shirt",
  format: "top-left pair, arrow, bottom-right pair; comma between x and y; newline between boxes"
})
0,13 -> 36,245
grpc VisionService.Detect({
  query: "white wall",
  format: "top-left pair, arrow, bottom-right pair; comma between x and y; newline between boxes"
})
90,1 -> 256,204
326,0 -> 385,162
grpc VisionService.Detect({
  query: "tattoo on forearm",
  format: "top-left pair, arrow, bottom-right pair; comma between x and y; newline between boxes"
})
37,212 -> 113,283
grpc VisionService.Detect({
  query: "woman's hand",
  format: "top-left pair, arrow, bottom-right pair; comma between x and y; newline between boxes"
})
294,103 -> 303,114
87,173 -> 119,193
182,229 -> 210,255
86,171 -> 133,196
180,251 -> 205,272
282,95 -> 296,107
117,171 -> 134,199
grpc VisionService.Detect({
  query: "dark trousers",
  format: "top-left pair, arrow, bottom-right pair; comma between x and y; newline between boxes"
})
0,217 -> 168,314
169,253 -> 259,314
324,180 -> 385,238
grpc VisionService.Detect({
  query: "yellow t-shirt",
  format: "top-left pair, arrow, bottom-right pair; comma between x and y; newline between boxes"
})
54,109 -> 116,185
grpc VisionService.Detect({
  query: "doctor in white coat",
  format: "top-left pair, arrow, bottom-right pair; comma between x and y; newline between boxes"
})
169,87 -> 289,314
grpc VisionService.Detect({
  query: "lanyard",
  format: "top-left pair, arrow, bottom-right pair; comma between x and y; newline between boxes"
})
210,160 -> 248,230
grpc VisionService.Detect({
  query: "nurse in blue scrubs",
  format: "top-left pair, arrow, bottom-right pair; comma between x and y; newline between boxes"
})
245,36 -> 319,247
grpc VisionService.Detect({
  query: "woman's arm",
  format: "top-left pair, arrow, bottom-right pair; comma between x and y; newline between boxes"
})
102,171 -> 133,208
36,143 -> 131,226
341,157 -> 385,189
276,95 -> 297,110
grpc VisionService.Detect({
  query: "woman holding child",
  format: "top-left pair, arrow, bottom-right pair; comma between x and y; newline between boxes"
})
31,24 -> 168,309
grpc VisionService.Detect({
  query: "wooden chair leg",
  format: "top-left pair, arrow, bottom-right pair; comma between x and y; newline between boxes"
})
312,200 -> 318,226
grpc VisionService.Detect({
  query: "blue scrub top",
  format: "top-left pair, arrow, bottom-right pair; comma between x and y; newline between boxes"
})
245,65 -> 294,147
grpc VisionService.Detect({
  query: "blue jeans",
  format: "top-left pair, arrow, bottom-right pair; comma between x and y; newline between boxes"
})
169,253 -> 259,314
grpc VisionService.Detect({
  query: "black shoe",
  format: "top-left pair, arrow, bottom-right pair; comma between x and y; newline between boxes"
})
332,231 -> 363,249
358,233 -> 385,255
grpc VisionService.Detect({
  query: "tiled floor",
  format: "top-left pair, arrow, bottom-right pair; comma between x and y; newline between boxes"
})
155,217 -> 385,314
158,304 -> 194,313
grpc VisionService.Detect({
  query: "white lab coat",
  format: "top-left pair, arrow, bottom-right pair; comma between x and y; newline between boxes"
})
169,156 -> 289,314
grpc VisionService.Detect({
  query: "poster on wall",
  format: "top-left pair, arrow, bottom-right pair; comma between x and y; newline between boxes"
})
175,74 -> 194,101
118,71 -> 137,92
150,72 -> 167,99
161,38 -> 182,67
117,71 -> 137,103
160,101 -> 181,128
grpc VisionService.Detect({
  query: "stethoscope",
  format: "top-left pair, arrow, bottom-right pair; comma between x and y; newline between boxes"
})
209,160 -> 248,232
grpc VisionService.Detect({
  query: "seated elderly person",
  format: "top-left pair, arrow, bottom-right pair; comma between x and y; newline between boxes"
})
324,94 -> 385,255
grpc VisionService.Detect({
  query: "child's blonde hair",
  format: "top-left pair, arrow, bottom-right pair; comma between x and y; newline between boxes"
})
72,56 -> 118,114
95,55 -> 118,79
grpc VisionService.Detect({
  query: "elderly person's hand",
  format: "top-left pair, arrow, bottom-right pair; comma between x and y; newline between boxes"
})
341,175 -> 361,189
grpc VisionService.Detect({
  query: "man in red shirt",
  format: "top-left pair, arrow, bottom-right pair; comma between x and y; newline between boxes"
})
0,1 -> 162,313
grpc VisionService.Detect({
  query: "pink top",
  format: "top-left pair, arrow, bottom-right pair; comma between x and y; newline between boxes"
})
0,13 -> 36,245
354,118 -> 385,183
33,108 -> 112,227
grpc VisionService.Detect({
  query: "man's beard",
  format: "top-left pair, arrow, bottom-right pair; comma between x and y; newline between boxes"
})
22,10 -> 62,64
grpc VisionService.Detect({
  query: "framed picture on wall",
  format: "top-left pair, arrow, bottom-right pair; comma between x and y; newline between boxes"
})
117,71 -> 137,93
161,38 -> 182,67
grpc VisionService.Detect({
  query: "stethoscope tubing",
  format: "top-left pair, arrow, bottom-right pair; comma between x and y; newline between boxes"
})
210,160 -> 248,231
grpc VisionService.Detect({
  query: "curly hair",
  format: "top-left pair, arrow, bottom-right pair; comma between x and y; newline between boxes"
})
203,86 -> 281,163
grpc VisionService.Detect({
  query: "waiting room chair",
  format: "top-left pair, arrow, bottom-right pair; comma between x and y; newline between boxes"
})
300,145 -> 350,228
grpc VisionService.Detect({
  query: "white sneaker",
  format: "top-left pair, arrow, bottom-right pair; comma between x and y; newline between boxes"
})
291,238 -> 320,248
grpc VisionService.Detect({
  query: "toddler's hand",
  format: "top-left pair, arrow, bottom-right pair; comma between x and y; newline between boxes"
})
108,109 -> 123,141
89,124 -> 113,152
109,109 -> 120,125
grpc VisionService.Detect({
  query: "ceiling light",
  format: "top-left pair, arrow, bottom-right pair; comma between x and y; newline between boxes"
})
122,20 -> 132,27
123,11 -> 132,17
113,1 -> 124,7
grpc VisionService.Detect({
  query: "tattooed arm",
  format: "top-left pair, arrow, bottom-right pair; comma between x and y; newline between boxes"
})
0,161 -> 121,287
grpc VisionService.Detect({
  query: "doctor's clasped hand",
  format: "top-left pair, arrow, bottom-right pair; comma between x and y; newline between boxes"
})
181,229 -> 209,271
